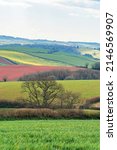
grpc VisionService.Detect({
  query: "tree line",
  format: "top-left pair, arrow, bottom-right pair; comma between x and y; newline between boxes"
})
19,68 -> 100,81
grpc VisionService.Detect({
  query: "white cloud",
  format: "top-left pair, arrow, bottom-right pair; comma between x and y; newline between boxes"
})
69,8 -> 99,18
0,0 -> 100,10
53,0 -> 100,10
0,0 -> 100,42
0,0 -> 99,18
0,0 -> 31,8
85,8 -> 100,18
69,12 -> 80,17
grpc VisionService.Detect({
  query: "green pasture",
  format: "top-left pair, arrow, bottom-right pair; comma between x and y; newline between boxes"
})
0,50 -> 65,66
29,51 -> 96,67
0,80 -> 100,101
0,48 -> 97,67
0,120 -> 99,150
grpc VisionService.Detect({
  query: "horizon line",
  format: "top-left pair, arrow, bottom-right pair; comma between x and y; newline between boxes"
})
0,34 -> 100,44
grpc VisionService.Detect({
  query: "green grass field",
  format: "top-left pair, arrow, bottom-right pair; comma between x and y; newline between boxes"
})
0,120 -> 99,150
0,80 -> 100,101
0,48 -> 97,66
29,51 -> 96,67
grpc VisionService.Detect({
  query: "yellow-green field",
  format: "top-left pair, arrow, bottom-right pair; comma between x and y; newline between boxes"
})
0,80 -> 100,101
0,50 -> 65,66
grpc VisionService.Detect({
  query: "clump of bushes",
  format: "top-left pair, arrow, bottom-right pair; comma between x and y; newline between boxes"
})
79,97 -> 100,110
92,62 -> 100,70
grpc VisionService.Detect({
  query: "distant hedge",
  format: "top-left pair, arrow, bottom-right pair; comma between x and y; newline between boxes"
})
18,69 -> 100,81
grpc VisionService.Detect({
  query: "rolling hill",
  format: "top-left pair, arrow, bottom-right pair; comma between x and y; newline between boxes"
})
0,35 -> 100,48
0,35 -> 100,67
0,50 -> 66,66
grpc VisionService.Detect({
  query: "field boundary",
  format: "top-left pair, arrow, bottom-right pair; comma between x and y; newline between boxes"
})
0,108 -> 100,120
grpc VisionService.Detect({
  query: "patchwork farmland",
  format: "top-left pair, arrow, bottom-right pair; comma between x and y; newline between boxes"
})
0,35 -> 100,150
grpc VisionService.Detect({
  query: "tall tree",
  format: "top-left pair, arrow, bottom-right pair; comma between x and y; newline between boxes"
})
22,80 -> 64,107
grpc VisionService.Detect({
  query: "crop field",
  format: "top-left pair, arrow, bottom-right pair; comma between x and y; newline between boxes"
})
0,65 -> 79,80
29,51 -> 96,67
0,48 -> 97,67
0,50 -> 65,66
0,120 -> 99,150
0,80 -> 100,101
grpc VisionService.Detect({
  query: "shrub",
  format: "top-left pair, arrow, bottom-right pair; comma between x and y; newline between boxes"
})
92,62 -> 100,70
79,97 -> 100,109
58,91 -> 81,109
2,76 -> 8,82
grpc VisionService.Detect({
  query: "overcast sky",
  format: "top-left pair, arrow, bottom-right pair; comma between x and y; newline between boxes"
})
0,0 -> 100,42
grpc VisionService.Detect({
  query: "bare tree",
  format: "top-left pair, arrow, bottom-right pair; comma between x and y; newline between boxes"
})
58,90 -> 65,108
22,80 -> 64,107
63,91 -> 81,108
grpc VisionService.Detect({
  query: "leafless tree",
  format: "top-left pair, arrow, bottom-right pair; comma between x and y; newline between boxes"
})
22,80 -> 64,107
63,91 -> 81,108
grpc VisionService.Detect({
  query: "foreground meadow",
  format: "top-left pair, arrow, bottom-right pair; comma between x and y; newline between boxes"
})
0,120 -> 99,150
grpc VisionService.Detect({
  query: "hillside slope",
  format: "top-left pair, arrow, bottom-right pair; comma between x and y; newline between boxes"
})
0,80 -> 100,101
0,35 -> 100,67
0,65 -> 79,80
0,50 -> 66,66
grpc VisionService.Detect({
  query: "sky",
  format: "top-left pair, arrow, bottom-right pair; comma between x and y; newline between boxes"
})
0,0 -> 100,42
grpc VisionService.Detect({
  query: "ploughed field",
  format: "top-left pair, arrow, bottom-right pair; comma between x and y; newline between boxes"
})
0,65 -> 79,80
0,80 -> 100,101
0,120 -> 99,150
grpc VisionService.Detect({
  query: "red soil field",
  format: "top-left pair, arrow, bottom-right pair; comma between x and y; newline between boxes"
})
0,65 -> 83,81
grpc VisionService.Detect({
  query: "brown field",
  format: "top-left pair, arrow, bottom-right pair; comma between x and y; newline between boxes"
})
0,65 -> 82,80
